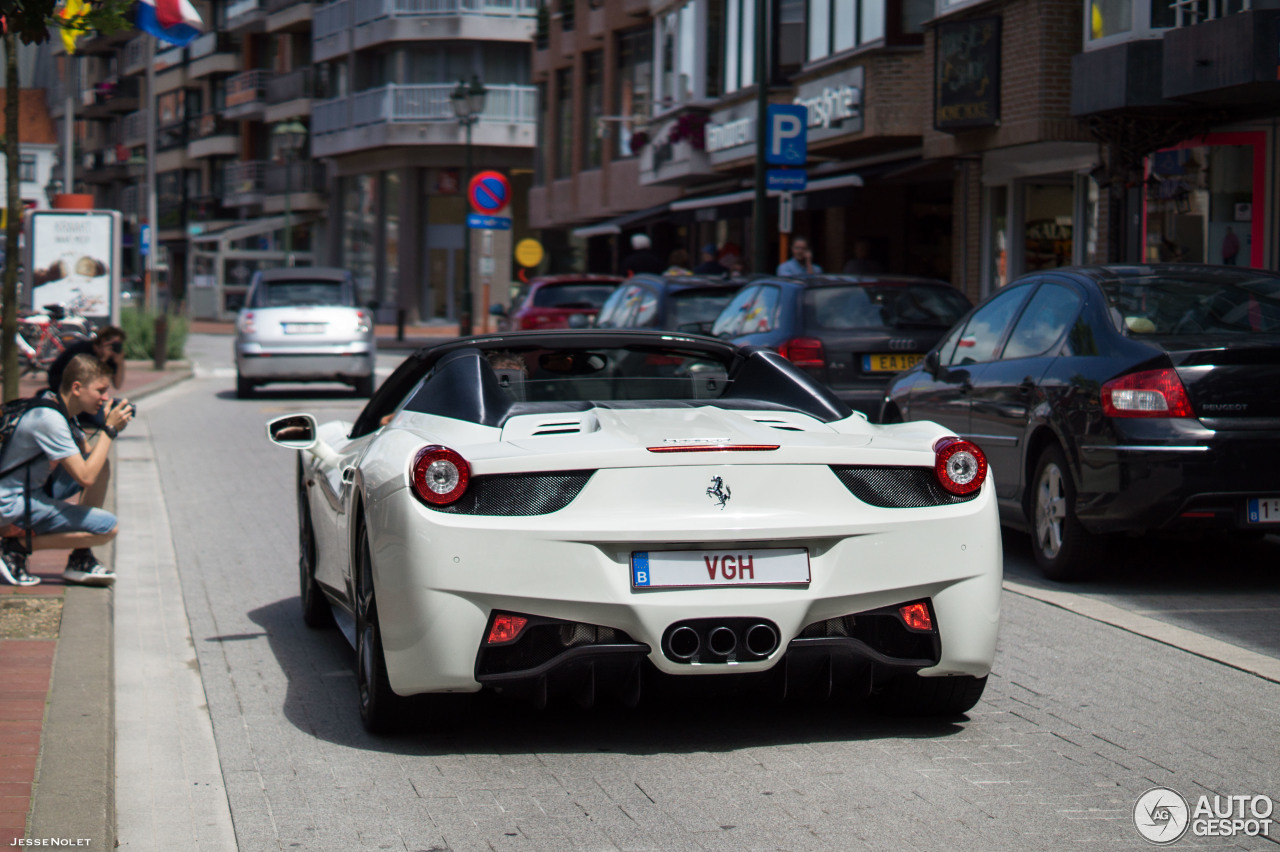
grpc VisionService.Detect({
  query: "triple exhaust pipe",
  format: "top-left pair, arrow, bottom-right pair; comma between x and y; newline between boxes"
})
663,619 -> 781,664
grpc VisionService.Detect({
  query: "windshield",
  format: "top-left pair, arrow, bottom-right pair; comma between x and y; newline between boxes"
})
1101,271 -> 1280,335
404,346 -> 735,409
804,284 -> 971,330
257,280 -> 352,308
530,282 -> 618,309
669,288 -> 740,329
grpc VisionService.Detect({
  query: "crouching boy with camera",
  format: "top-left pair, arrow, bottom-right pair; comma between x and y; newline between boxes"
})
0,354 -> 134,587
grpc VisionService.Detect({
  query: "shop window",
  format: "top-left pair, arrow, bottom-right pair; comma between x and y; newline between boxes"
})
1144,134 -> 1263,269
1023,184 -> 1074,273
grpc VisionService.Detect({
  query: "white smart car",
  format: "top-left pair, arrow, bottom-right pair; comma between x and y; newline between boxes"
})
267,330 -> 1001,732
234,267 -> 376,398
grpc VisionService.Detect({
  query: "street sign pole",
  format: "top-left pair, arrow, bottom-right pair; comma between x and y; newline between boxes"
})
753,0 -> 769,276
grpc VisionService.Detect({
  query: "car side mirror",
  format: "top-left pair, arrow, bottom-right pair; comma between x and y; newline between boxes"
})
266,413 -> 338,464
489,303 -> 507,317
923,350 -> 941,377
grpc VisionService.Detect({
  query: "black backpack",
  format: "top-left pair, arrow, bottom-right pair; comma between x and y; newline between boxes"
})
0,392 -> 79,554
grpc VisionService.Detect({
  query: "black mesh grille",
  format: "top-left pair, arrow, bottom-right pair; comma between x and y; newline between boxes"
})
830,466 -> 978,508
428,471 -> 594,515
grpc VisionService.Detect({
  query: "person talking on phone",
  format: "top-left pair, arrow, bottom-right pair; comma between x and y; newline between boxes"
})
47,326 -> 129,430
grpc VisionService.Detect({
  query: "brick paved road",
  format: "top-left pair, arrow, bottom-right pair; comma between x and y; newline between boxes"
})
136,344 -> 1280,851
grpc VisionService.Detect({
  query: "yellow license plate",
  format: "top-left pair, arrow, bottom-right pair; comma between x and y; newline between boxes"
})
863,353 -> 923,372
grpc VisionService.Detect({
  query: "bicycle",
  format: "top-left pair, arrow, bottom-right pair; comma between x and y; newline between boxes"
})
17,304 -> 91,376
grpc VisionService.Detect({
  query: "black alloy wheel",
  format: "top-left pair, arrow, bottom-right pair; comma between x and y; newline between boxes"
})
1030,444 -> 1097,582
355,522 -> 405,733
297,456 -> 333,629
868,673 -> 988,716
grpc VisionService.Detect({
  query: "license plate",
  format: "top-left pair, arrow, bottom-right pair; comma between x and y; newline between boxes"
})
283,323 -> 326,334
1246,498 -> 1280,524
863,353 -> 923,372
631,548 -> 810,589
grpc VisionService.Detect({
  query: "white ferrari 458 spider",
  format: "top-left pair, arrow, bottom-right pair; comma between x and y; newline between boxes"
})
267,329 -> 1001,732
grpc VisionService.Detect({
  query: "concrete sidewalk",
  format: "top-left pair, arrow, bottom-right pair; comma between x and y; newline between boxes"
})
1,360 -> 194,849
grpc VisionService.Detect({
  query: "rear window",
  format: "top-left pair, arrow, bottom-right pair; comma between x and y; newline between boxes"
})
530,283 -> 618,309
256,280 -> 352,307
1101,271 -> 1280,335
669,288 -> 740,329
804,284 -> 970,330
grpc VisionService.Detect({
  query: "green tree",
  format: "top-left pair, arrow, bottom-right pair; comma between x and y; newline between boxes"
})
2,0 -> 131,401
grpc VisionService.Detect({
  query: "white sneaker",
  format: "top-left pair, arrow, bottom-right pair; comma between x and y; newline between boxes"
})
63,549 -> 115,587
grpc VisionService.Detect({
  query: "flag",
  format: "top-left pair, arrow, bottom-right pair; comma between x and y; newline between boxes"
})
59,0 -> 89,54
134,0 -> 202,46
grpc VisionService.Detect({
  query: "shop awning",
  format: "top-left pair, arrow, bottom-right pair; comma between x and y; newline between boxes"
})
569,202 -> 675,240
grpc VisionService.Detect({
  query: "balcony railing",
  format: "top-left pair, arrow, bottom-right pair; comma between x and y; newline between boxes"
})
188,31 -> 222,59
264,160 -> 327,194
1171,0 -> 1250,26
225,160 -> 268,199
123,110 -> 148,142
225,69 -> 269,108
157,121 -> 187,150
266,68 -> 315,104
227,0 -> 263,18
315,0 -> 533,38
187,112 -> 238,139
313,83 -> 538,134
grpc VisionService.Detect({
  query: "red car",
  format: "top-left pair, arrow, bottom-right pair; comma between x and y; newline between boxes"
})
495,275 -> 623,331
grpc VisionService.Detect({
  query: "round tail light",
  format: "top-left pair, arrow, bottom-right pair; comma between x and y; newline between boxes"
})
933,437 -> 987,495
411,445 -> 470,505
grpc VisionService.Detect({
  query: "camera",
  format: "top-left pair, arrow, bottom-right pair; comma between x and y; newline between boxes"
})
113,398 -> 136,416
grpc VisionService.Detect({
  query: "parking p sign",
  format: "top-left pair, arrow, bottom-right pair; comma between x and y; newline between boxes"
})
766,104 -> 808,166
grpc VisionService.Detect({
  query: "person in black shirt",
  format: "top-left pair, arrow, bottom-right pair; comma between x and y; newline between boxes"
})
620,233 -> 664,277
47,326 -> 128,429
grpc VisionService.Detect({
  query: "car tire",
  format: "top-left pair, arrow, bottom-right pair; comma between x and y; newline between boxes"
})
1030,444 -> 1096,582
297,457 -> 333,629
354,374 -> 374,398
236,373 -> 253,399
869,674 -> 987,716
355,522 -> 406,733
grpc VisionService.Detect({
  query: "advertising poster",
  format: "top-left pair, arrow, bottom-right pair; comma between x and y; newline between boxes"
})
28,211 -> 120,322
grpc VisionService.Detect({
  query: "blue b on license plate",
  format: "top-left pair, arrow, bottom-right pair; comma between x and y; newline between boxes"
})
1246,498 -> 1280,524
631,548 -> 810,588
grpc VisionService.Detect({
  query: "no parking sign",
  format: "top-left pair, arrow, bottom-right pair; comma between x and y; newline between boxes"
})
468,171 -> 510,215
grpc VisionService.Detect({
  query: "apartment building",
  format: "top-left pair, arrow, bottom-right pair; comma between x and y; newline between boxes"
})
310,0 -> 539,324
50,0 -> 329,319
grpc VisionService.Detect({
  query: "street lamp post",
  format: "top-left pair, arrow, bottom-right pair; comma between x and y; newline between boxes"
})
44,177 -> 64,209
451,75 -> 486,337
272,120 -> 308,267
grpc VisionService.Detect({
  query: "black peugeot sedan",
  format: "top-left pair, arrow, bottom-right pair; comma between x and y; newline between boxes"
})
712,274 -> 972,418
594,274 -> 745,332
882,264 -> 1280,581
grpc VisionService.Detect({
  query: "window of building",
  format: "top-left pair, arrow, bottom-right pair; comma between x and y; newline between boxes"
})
808,0 -> 886,61
723,0 -> 756,93
654,0 -> 719,109
1144,134 -> 1264,269
1085,0 -> 1173,48
582,51 -> 603,170
616,27 -> 653,158
555,67 -> 574,180
18,156 -> 36,183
